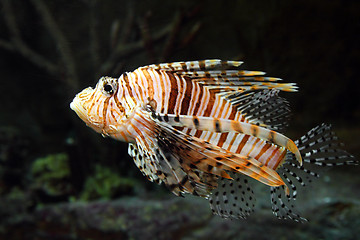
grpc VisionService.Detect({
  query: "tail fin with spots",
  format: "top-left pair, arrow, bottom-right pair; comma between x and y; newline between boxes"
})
270,123 -> 357,222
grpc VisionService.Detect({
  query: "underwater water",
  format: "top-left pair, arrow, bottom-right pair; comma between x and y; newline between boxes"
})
0,0 -> 359,239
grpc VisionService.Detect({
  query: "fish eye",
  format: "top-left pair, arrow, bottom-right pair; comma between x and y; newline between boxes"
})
104,83 -> 113,94
100,77 -> 117,96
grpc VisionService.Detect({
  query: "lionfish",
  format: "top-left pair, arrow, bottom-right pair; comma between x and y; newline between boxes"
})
70,60 -> 356,222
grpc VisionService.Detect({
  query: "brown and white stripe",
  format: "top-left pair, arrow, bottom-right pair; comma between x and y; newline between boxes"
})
110,60 -> 298,170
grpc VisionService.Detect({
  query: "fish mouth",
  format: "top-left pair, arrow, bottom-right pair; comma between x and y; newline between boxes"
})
70,87 -> 94,124
70,97 -> 89,123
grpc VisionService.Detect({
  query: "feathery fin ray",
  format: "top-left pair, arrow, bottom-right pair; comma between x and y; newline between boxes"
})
154,112 -> 302,166
135,107 -> 288,189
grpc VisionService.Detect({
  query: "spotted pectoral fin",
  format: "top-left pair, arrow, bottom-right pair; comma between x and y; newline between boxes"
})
154,113 -> 302,166
129,107 -> 218,197
134,133 -> 199,197
128,142 -> 162,184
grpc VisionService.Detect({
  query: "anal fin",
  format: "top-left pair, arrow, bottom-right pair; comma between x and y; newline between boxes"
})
209,173 -> 256,219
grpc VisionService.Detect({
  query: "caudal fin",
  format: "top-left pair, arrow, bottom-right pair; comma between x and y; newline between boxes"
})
270,123 -> 357,222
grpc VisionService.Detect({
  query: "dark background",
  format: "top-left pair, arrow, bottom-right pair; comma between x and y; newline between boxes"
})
0,0 -> 359,239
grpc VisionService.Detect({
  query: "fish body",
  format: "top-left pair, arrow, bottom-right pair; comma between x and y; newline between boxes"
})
70,60 -> 357,222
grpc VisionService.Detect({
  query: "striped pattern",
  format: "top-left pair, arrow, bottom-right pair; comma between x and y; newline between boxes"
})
71,60 -> 298,186
152,113 -> 301,167
113,60 -> 297,170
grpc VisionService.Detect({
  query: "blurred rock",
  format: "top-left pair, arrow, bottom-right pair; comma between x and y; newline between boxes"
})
0,193 -> 359,240
1,196 -> 211,240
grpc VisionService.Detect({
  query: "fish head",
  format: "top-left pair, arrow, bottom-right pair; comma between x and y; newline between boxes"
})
70,77 -> 128,140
